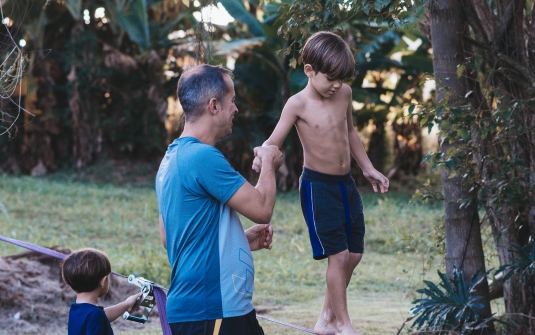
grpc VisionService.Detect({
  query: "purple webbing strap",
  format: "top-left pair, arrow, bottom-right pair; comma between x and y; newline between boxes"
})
0,235 -> 172,335
153,286 -> 172,335
0,235 -> 69,260
257,314 -> 317,334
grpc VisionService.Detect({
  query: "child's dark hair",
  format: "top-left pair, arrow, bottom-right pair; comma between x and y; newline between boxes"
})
61,248 -> 112,293
302,31 -> 355,80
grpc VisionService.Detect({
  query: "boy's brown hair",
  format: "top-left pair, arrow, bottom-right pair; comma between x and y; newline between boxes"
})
61,248 -> 111,293
301,31 -> 355,80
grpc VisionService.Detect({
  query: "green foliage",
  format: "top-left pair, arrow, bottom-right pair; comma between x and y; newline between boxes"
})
410,268 -> 493,334
498,240 -> 535,283
106,0 -> 150,50
218,0 -> 264,36
276,0 -> 426,61
410,87 -> 534,217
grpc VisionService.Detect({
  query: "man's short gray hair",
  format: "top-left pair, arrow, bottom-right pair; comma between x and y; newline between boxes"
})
177,64 -> 233,122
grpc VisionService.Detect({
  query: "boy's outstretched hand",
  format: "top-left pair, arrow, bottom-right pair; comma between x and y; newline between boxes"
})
363,169 -> 389,193
126,293 -> 143,314
245,224 -> 273,251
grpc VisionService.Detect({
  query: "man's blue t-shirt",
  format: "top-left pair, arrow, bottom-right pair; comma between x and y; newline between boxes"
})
155,136 -> 253,323
68,301 -> 114,335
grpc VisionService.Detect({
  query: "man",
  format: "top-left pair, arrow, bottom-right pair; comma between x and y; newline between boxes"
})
155,64 -> 282,335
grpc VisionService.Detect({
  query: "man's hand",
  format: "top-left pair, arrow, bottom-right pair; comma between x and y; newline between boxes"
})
252,145 -> 282,173
245,224 -> 273,251
363,168 -> 389,193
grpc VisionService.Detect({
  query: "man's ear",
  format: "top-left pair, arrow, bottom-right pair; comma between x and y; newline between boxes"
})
304,64 -> 315,78
208,97 -> 219,115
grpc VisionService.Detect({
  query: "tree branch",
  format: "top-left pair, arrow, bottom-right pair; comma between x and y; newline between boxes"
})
462,34 -> 535,88
462,0 -> 497,43
495,0 -> 523,47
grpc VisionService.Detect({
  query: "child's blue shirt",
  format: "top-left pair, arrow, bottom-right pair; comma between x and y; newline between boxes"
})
68,301 -> 114,335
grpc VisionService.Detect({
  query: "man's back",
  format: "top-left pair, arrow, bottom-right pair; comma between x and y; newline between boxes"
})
155,136 -> 255,323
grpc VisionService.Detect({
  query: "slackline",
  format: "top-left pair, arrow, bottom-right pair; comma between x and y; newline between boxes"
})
0,235 -> 317,334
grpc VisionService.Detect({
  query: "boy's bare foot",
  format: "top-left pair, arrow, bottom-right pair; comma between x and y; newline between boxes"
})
334,325 -> 363,335
314,318 -> 337,335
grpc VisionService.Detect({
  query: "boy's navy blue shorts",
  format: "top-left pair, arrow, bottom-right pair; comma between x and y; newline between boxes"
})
299,167 -> 365,260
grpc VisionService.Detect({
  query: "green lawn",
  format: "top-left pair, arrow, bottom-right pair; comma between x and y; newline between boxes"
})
0,174 -> 469,334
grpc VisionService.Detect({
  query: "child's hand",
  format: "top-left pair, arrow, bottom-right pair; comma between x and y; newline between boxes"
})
363,169 -> 389,193
125,293 -> 143,313
252,156 -> 262,173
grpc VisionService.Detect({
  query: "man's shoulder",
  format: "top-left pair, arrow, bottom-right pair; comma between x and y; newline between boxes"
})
174,138 -> 222,160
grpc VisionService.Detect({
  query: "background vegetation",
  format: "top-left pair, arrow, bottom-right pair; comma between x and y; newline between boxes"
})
1,0 -> 535,333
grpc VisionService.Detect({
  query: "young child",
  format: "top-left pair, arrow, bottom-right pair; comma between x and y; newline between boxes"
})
253,31 -> 389,335
61,248 -> 141,335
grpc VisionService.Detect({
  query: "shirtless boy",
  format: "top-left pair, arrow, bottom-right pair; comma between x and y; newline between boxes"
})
253,31 -> 389,335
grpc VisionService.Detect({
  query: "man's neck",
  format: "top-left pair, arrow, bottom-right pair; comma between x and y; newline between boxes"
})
181,123 -> 219,146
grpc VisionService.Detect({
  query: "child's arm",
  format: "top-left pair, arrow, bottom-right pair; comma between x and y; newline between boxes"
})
104,293 -> 142,322
253,98 -> 299,172
346,92 -> 389,193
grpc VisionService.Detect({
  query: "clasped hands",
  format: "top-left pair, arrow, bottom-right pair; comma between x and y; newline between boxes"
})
252,145 -> 282,173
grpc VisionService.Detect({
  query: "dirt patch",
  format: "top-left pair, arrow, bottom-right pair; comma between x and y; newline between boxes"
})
0,248 -> 160,335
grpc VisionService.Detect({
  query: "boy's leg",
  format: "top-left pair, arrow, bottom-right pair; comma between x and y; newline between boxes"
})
314,251 -> 363,335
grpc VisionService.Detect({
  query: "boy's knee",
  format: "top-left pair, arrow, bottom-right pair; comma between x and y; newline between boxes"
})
329,249 -> 349,265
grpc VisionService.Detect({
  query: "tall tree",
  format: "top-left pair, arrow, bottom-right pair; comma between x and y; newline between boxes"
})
416,0 -> 535,327
428,0 -> 492,321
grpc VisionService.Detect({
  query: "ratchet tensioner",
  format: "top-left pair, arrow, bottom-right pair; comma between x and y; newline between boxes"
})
122,274 -> 156,323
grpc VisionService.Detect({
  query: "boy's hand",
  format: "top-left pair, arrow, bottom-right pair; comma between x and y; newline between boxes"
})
253,145 -> 282,172
252,156 -> 262,173
245,224 -> 273,251
125,293 -> 143,314
363,169 -> 389,193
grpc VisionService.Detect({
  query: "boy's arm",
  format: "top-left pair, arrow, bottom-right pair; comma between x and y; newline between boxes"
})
104,293 -> 142,322
253,98 -> 299,172
346,93 -> 389,193
263,99 -> 299,148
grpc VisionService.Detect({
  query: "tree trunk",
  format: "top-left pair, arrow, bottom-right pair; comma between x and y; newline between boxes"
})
429,0 -> 494,326
68,21 -> 97,168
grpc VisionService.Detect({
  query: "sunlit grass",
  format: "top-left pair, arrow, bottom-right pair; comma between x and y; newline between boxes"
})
0,174 -> 467,335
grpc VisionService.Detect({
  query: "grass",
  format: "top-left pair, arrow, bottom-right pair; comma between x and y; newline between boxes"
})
0,172 -> 498,334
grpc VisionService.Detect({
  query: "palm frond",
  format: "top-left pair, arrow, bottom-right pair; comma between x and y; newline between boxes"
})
498,239 -> 535,283
410,268 -> 492,333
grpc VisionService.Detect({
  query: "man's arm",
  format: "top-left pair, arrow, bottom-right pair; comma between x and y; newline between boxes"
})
346,90 -> 389,193
227,145 -> 282,224
159,214 -> 166,250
